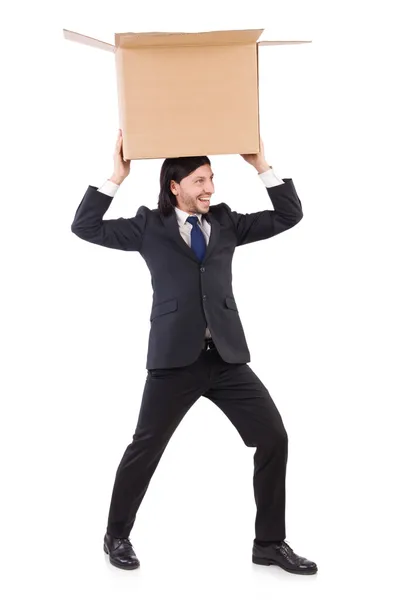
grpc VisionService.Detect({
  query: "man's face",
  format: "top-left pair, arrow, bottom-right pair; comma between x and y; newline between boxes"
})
170,164 -> 215,215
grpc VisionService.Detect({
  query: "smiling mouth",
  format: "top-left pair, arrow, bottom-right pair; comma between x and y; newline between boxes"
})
199,197 -> 211,203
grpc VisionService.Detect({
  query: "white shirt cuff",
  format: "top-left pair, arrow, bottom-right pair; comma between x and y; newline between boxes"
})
258,168 -> 285,187
97,180 -> 120,197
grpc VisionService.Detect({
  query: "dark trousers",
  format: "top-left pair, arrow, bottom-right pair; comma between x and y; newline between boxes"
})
106,343 -> 288,542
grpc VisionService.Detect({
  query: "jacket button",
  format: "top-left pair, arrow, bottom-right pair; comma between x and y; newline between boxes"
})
200,267 -> 205,272
202,295 -> 207,300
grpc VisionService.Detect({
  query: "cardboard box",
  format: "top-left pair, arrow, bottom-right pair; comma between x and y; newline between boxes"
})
63,28 -> 311,160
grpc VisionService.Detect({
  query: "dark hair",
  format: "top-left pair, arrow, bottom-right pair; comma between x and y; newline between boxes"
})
158,156 -> 211,216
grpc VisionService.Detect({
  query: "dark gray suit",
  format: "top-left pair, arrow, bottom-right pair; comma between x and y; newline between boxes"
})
71,179 -> 303,369
71,178 -> 303,544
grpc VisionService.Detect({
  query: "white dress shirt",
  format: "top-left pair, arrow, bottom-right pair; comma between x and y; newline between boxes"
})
96,168 -> 285,339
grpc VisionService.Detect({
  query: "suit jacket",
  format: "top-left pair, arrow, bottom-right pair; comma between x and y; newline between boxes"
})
71,179 -> 303,369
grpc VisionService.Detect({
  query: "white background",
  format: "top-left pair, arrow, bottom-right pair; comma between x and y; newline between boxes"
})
1,1 -> 396,598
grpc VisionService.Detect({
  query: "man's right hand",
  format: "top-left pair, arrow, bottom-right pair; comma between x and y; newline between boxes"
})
109,129 -> 131,185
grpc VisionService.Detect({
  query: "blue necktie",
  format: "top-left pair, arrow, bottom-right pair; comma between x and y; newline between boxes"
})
186,215 -> 206,262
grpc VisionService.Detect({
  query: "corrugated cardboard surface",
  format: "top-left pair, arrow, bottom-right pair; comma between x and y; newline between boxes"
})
118,43 -> 260,159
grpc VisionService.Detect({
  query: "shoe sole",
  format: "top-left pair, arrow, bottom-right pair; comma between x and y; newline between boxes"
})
252,556 -> 317,575
104,543 -> 140,570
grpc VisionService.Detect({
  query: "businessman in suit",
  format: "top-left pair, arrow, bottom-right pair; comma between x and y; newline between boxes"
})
71,130 -> 317,575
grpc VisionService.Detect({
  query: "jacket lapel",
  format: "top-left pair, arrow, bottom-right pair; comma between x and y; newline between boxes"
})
160,209 -> 220,264
203,212 -> 219,263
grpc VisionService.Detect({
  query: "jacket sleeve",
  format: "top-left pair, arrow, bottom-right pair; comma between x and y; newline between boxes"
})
71,186 -> 147,251
223,178 -> 303,246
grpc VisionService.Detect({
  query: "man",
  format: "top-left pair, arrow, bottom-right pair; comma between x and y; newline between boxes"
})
71,129 -> 317,575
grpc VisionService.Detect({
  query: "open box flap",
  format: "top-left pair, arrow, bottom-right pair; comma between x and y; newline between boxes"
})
63,28 -> 312,51
258,40 -> 312,46
63,29 -> 115,53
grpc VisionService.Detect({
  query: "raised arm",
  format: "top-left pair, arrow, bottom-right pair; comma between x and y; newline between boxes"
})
224,178 -> 303,246
71,188 -> 148,251
71,130 -> 148,251
225,136 -> 303,246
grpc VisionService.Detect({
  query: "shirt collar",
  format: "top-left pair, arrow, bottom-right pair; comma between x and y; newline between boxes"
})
174,205 -> 204,227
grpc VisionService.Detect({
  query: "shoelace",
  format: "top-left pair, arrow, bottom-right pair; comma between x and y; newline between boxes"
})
279,541 -> 301,562
115,537 -> 133,550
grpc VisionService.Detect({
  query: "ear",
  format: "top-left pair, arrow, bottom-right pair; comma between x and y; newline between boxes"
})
170,180 -> 178,196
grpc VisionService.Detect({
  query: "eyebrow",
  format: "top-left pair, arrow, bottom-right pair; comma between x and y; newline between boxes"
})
195,174 -> 214,180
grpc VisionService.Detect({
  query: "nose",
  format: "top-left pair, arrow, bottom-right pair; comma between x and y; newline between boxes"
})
205,181 -> 215,195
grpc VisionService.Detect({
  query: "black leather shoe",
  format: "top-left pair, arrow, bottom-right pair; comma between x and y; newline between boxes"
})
103,533 -> 140,570
252,540 -> 317,575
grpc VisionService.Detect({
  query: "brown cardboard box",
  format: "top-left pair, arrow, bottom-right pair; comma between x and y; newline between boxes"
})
63,29 -> 311,160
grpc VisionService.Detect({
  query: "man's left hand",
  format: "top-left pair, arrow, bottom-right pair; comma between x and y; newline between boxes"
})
240,137 -> 271,173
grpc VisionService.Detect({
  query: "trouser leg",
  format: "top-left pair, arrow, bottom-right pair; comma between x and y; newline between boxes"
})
106,366 -> 203,538
203,362 -> 288,542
